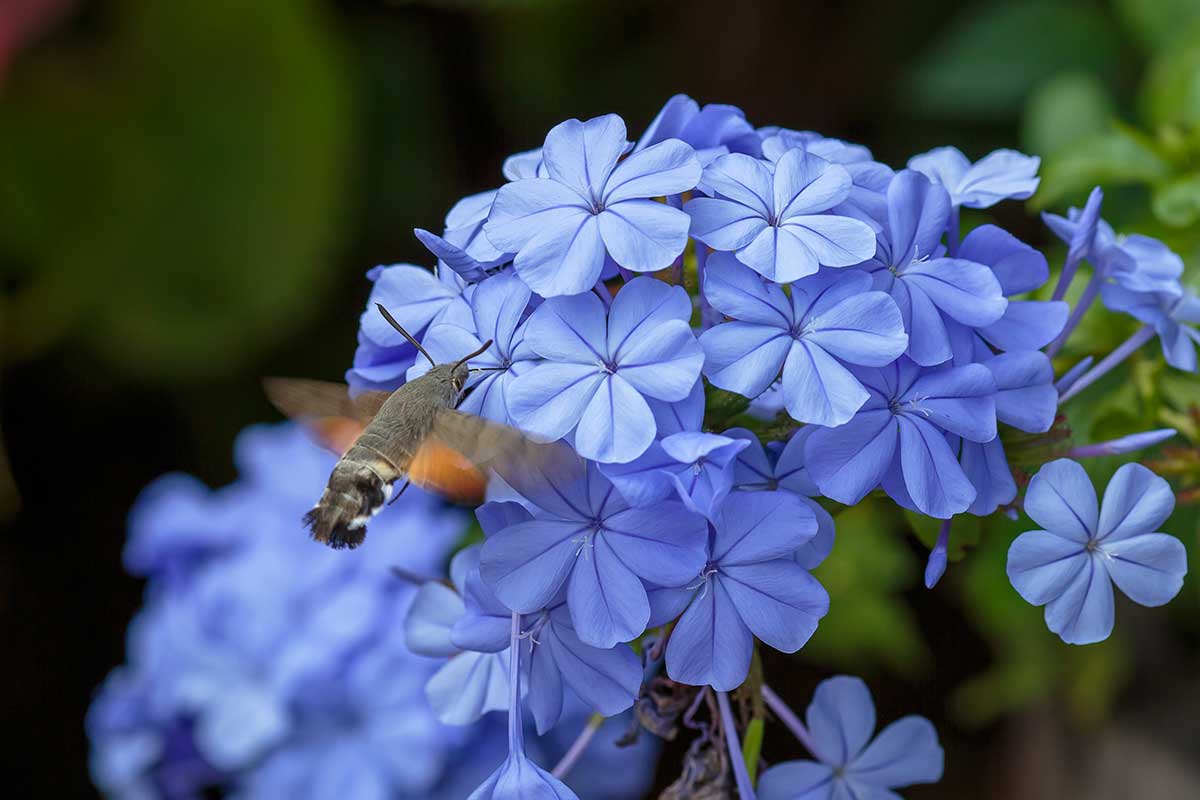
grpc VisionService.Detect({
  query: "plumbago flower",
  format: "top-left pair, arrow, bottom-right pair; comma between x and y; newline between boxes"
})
414,189 -> 511,282
509,276 -> 704,463
758,676 -> 944,800
1007,460 -> 1188,645
484,113 -> 701,297
647,490 -> 830,691
636,93 -> 762,163
860,170 -> 1008,366
685,147 -> 878,282
407,274 -> 540,423
907,145 -> 1040,210
1101,284 -> 1200,372
347,263 -> 471,391
480,461 -> 709,649
698,252 -> 908,426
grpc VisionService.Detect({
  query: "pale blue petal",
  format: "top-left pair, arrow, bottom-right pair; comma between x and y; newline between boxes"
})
648,378 -> 704,436
598,442 -> 677,507
701,152 -> 773,216
781,215 -> 878,268
546,623 -> 641,716
664,579 -> 753,691
1044,557 -> 1114,645
805,675 -> 877,766
957,224 -> 1048,295
508,363 -> 604,441
542,114 -> 626,200
1006,530 -> 1088,606
955,149 -> 1040,208
893,280 -> 950,367
524,292 -> 607,362
738,224 -> 821,282
885,171 -> 950,267
574,374 -> 656,463
484,179 -> 589,253
686,197 -> 767,250
1097,462 -> 1175,542
605,276 -> 692,358
479,520 -> 581,612
603,138 -> 701,204
961,438 -> 1016,516
758,761 -> 837,800
529,636 -> 565,734
987,351 -> 1056,433
979,300 -> 1068,351
849,716 -> 944,788
776,427 -> 820,496
719,561 -> 828,652
1024,459 -> 1098,543
599,200 -> 692,272
1100,534 -> 1187,606
906,147 -> 969,196
895,416 -> 976,518
568,534 -> 649,647
403,582 -> 463,658
702,251 -> 793,325
906,363 -> 997,442
901,258 -> 1007,326
774,149 -> 851,218
712,489 -> 816,565
616,320 -> 704,402
513,211 -> 606,298
701,322 -> 791,398
782,340 -> 871,426
603,503 -> 710,586
426,651 -> 509,725
805,409 -> 899,504
471,274 -> 531,357
796,497 -> 836,569
804,291 -> 908,367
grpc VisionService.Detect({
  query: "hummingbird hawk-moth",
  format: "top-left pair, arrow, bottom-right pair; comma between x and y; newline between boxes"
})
265,303 -> 577,549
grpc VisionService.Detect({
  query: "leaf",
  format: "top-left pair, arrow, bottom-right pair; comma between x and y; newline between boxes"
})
904,0 -> 1121,121
1021,73 -> 1114,157
1152,172 -> 1200,227
741,717 -> 764,784
1114,0 -> 1200,50
1140,24 -> 1200,127
1032,124 -> 1173,209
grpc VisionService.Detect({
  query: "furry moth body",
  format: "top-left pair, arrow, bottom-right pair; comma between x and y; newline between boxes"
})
265,303 -> 576,549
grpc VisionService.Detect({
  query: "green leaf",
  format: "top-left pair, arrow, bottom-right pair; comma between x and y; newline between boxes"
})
741,717 -> 764,785
1033,125 -> 1173,209
1115,0 -> 1200,50
904,0 -> 1121,121
1140,24 -> 1200,127
1021,72 -> 1114,157
1152,172 -> 1200,227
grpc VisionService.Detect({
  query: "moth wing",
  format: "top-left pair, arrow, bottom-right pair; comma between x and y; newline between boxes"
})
262,377 -> 390,454
406,436 -> 489,505
429,409 -> 583,488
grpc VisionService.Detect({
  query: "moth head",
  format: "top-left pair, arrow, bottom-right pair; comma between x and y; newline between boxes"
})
449,361 -> 470,394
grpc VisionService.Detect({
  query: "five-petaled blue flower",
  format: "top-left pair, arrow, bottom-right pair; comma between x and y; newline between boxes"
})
647,490 -> 828,691
479,461 -> 708,649
699,252 -> 908,425
907,145 -> 1040,209
408,274 -> 540,424
600,431 -> 750,519
509,276 -> 704,463
805,357 -> 998,518
685,148 -> 878,282
636,93 -> 761,164
1102,284 -> 1200,372
862,170 -> 1008,366
1007,459 -> 1187,645
484,114 -> 701,297
758,676 -> 944,800
414,189 -> 511,282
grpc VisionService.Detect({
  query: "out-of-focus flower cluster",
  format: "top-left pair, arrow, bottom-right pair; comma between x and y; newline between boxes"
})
87,424 -> 658,799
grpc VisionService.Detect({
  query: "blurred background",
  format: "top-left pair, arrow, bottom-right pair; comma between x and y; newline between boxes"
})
2,0 -> 1199,796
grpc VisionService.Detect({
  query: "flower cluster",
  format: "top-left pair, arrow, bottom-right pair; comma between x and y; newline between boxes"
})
87,424 -> 658,799
352,94 -> 1194,797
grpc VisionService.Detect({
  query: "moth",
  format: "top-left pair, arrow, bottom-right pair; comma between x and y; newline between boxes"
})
265,303 -> 577,549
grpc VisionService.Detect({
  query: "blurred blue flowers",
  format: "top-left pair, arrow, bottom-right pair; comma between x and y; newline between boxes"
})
1007,459 -> 1187,645
759,676 -> 944,800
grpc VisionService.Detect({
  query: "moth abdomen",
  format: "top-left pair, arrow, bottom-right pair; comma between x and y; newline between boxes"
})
303,453 -> 398,549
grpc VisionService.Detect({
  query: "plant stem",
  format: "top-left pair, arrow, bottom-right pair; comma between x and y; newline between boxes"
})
1045,272 -> 1102,358
507,612 -> 524,755
761,684 -> 819,757
717,690 -> 756,799
552,713 -> 604,779
1058,324 -> 1155,404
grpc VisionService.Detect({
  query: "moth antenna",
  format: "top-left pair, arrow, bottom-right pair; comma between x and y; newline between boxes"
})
375,303 -> 435,366
454,339 -> 495,370
469,366 -> 507,373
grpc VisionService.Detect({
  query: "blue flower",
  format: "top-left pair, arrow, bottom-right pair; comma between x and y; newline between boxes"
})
502,147 -> 551,180
600,431 -> 750,518
907,145 -> 1040,209
636,93 -> 761,163
727,427 -> 836,569
347,264 -> 473,392
951,224 -> 1067,354
862,170 -> 1008,366
90,424 -> 474,799
1007,459 -> 1188,644
415,189 -> 511,282
685,148 -> 877,282
407,274 -> 541,423
758,676 -> 944,800
699,253 -> 908,426
1043,209 -> 1184,297
804,357 -> 998,518
484,114 -> 701,297
405,547 -> 513,725
1102,284 -> 1200,372
649,490 -> 828,691
508,276 -> 704,463
479,461 -> 708,648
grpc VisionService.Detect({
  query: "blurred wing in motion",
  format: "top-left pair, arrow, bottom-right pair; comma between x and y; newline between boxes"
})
422,409 -> 584,495
262,377 -> 390,454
